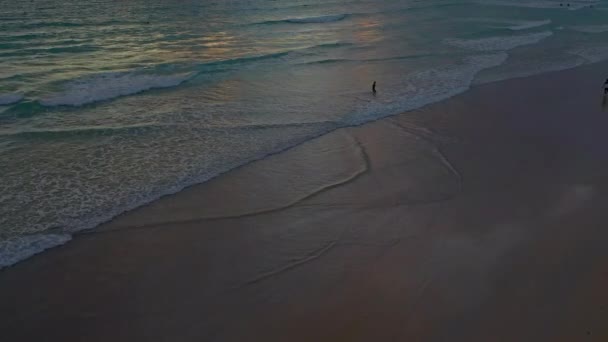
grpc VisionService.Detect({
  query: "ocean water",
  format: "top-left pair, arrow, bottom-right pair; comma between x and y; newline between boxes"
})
1,0 -> 607,267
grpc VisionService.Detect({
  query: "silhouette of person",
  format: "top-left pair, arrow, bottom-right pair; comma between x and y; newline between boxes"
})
372,81 -> 377,94
604,78 -> 608,95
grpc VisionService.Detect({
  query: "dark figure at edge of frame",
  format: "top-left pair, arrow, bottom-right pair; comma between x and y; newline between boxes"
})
372,81 -> 377,95
602,78 -> 608,111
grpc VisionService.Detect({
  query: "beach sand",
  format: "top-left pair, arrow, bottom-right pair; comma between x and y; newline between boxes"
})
2,61 -> 608,341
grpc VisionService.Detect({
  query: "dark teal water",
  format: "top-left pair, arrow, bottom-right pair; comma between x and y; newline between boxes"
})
1,0 -> 607,267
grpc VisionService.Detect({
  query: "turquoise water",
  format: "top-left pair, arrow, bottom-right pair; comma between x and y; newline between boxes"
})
1,0 -> 607,267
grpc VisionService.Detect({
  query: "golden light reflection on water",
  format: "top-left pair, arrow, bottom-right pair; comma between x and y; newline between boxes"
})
331,18 -> 385,92
352,18 -> 383,44
199,31 -> 237,58
157,31 -> 241,61
98,30 -> 245,63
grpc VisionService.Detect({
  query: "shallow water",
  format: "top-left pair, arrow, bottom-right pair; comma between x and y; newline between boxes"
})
1,0 -> 607,267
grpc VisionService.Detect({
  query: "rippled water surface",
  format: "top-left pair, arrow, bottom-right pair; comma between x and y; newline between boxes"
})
1,0 -> 607,266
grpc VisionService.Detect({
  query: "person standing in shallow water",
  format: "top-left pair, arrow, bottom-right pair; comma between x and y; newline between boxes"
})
372,81 -> 377,95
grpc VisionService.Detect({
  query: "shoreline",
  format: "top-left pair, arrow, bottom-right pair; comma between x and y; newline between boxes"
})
2,60 -> 608,341
4,57 -> 606,269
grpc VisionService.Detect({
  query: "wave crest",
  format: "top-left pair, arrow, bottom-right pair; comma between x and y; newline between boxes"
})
445,31 -> 553,51
40,71 -> 195,107
22,49 -> 331,109
507,19 -> 552,31
0,93 -> 23,105
569,45 -> 608,63
570,25 -> 608,33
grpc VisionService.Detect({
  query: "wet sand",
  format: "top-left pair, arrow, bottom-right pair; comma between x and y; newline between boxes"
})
2,61 -> 608,341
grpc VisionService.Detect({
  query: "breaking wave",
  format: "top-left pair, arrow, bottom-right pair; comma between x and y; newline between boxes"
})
40,71 -> 196,107
0,93 -> 23,105
445,31 -> 553,51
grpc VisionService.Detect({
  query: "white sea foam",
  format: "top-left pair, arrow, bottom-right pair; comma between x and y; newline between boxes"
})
0,233 -> 71,268
465,18 -> 552,31
347,53 -> 509,125
569,45 -> 608,63
569,25 -> 608,33
40,71 -> 195,106
473,57 -> 585,84
445,31 -> 553,52
0,119 -> 340,270
0,93 -> 23,105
